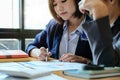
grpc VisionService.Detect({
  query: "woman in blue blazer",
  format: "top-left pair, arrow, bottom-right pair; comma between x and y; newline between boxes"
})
26,0 -> 120,67
26,0 -> 92,64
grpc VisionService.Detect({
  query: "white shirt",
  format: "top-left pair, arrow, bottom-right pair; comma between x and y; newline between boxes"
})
59,20 -> 85,58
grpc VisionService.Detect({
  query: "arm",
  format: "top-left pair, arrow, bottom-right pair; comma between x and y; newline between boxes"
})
26,29 -> 47,56
79,0 -> 120,66
82,16 -> 120,66
26,19 -> 57,59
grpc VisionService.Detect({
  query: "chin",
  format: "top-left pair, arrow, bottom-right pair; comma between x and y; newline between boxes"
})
62,17 -> 69,21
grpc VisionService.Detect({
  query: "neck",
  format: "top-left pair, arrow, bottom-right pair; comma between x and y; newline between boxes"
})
109,5 -> 120,26
67,16 -> 83,34
68,16 -> 83,27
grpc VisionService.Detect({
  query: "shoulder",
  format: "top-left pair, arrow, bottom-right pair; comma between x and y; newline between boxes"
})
46,19 -> 59,27
46,19 -> 63,31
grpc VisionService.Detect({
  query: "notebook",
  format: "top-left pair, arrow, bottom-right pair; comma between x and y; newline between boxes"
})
0,60 -> 85,78
0,62 -> 51,79
63,67 -> 120,79
0,50 -> 28,59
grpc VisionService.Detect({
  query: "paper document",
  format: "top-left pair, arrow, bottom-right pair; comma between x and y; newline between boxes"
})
0,60 -> 84,79
17,60 -> 84,71
0,62 -> 51,78
3,74 -> 67,80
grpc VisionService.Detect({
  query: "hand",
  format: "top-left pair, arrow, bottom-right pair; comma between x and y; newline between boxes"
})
78,0 -> 108,20
30,47 -> 51,61
59,53 -> 88,64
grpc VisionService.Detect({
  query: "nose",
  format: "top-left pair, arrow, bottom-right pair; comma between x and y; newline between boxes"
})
56,3 -> 64,11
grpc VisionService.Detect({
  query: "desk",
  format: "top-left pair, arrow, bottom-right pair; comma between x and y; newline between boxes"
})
1,57 -> 120,80
29,57 -> 120,80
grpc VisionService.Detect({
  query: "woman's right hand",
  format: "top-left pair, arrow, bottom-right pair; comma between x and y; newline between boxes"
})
30,47 -> 51,61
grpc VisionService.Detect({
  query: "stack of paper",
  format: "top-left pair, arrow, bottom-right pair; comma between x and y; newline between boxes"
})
0,60 -> 84,79
0,62 -> 51,79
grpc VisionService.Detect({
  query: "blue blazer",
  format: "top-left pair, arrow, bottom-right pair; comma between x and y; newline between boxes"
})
26,18 -> 92,60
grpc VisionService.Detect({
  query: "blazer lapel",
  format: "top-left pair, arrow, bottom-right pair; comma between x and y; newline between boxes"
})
52,24 -> 63,59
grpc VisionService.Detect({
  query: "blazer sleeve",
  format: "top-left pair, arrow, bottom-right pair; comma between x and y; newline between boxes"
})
26,19 -> 57,55
82,16 -> 120,67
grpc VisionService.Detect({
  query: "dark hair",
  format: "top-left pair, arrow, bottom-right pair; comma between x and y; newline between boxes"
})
48,0 -> 82,25
118,0 -> 120,6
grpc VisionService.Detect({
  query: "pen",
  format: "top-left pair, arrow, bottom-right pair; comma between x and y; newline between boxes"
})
45,48 -> 48,62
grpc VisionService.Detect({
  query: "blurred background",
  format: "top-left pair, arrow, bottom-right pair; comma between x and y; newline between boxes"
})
0,0 -> 52,51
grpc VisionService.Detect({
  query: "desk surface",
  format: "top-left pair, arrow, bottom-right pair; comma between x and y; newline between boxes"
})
29,57 -> 120,80
1,57 -> 120,80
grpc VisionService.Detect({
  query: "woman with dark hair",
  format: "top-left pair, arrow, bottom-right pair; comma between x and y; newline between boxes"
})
26,0 -> 92,63
26,0 -> 120,67
79,0 -> 120,66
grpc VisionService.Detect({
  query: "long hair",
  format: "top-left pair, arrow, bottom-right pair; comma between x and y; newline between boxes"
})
48,0 -> 82,25
118,0 -> 120,6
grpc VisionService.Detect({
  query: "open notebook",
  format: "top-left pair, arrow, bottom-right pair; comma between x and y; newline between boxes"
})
0,62 -> 51,79
0,60 -> 84,79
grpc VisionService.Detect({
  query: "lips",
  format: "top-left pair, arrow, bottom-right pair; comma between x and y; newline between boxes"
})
60,12 -> 67,16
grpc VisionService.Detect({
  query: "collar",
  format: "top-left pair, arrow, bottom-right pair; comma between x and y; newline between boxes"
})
63,20 -> 83,35
111,16 -> 120,36
63,20 -> 87,40
113,16 -> 120,27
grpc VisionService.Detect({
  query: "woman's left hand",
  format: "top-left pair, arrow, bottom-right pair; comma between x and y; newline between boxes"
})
59,53 -> 88,64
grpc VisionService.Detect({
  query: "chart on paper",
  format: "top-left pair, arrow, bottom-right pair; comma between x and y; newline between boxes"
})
17,60 -> 84,71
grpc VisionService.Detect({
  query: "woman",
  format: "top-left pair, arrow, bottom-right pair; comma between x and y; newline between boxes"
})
79,0 -> 120,66
26,0 -> 93,64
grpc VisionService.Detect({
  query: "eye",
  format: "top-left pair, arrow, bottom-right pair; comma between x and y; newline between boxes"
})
53,2 -> 57,7
53,0 -> 67,7
53,3 -> 57,6
61,0 -> 67,3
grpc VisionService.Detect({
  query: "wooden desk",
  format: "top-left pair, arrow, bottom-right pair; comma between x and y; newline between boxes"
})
1,57 -> 120,80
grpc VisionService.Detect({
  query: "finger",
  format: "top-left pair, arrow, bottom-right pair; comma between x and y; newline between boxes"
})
64,55 -> 82,62
63,56 -> 73,62
38,54 -> 46,61
70,56 -> 88,63
59,54 -> 73,62
48,52 -> 52,56
64,54 -> 78,62
38,50 -> 47,61
59,54 -> 67,61
40,47 -> 46,52
70,59 -> 76,62
70,57 -> 80,62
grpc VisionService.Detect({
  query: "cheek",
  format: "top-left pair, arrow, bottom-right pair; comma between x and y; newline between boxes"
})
54,7 -> 58,14
67,3 -> 76,12
68,7 -> 76,15
54,9 -> 60,17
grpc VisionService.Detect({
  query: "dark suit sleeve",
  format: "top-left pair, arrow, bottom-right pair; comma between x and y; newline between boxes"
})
82,16 -> 120,67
